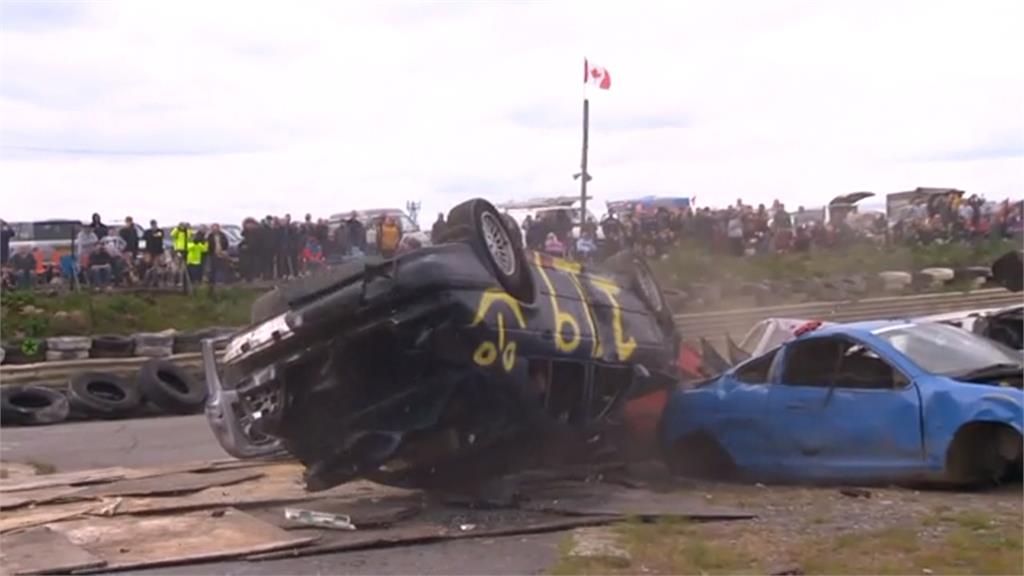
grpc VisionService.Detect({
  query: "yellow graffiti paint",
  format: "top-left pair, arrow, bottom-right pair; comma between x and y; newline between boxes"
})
472,288 -> 527,329
534,252 -> 581,353
473,341 -> 498,366
471,288 -> 526,372
551,257 -> 602,359
589,277 -> 637,362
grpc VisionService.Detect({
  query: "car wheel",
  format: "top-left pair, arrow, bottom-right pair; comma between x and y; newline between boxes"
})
138,359 -> 207,415
67,372 -> 142,418
604,250 -> 671,322
946,423 -> 1022,486
90,334 -> 135,359
667,432 -> 736,480
1,386 -> 70,426
443,198 -> 533,302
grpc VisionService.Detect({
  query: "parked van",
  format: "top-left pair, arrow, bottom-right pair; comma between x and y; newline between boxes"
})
8,219 -> 82,259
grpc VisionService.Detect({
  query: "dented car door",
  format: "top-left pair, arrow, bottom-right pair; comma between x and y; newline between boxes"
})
769,335 -> 924,481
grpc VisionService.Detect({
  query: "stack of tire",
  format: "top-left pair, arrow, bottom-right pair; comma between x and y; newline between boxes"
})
1,339 -> 48,365
45,336 -> 91,362
1,359 -> 207,426
90,334 -> 135,359
134,332 -> 175,358
173,327 -> 234,354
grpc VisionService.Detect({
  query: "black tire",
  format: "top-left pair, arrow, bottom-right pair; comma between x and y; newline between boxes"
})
603,250 -> 672,323
1,386 -> 70,426
173,331 -> 203,354
946,424 -> 1022,486
667,433 -> 737,480
67,372 -> 142,418
443,198 -> 533,302
992,250 -> 1023,293
2,340 -> 48,365
138,359 -> 207,414
90,335 -> 135,358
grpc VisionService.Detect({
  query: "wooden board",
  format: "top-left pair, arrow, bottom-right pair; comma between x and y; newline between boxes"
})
250,511 -> 619,561
48,508 -> 314,572
0,486 -> 86,511
0,526 -> 105,576
69,468 -> 263,499
0,458 -> 249,494
0,463 -> 406,534
0,503 -> 102,535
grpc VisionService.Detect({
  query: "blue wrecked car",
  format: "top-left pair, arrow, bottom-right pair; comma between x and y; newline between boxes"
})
660,320 -> 1023,485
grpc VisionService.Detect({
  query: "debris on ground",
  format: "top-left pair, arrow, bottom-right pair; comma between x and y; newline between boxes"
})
839,487 -> 872,499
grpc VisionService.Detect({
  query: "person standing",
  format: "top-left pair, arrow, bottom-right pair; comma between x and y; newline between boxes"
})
119,216 -> 140,262
207,223 -> 230,286
378,216 -> 401,258
75,225 -> 99,269
10,245 -> 36,289
345,211 -> 366,256
90,213 -> 108,239
431,213 -> 447,244
0,219 -> 14,266
142,220 -> 165,267
186,228 -> 207,285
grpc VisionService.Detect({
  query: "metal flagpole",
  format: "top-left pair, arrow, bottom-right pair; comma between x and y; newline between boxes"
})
580,97 -> 590,225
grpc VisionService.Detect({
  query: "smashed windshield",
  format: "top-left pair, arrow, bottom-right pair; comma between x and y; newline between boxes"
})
875,322 -> 1021,376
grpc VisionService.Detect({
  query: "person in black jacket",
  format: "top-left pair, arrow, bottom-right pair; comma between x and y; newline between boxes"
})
0,219 -> 14,266
207,223 -> 231,286
431,213 -> 447,244
90,213 -> 108,239
345,212 -> 366,256
119,216 -> 140,261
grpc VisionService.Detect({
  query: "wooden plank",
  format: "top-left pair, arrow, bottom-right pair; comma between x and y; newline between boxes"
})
0,487 -> 85,511
0,526 -> 106,576
249,512 -> 619,561
0,457 -> 272,494
69,469 -> 263,499
112,465 -> 406,516
0,503 -> 101,535
48,508 -> 313,572
0,468 -> 135,494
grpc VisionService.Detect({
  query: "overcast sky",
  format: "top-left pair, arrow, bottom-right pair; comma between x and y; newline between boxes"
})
1,0 -> 1022,225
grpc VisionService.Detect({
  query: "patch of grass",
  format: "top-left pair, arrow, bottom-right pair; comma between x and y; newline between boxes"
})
650,237 -> 1017,294
24,460 -> 56,475
798,518 -> 1023,575
552,518 -> 757,575
1,288 -> 262,339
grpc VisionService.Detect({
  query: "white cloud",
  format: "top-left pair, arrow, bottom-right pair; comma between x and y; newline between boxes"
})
1,0 -> 1021,226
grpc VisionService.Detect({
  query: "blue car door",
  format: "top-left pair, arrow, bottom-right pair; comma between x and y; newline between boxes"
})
768,335 -> 923,481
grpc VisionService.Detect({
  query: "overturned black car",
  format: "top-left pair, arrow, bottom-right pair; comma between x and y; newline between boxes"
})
204,199 -> 679,492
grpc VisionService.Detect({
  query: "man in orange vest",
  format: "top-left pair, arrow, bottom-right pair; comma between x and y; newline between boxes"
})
378,216 -> 402,258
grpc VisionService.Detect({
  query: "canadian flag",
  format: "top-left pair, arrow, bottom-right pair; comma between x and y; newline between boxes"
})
584,59 -> 611,90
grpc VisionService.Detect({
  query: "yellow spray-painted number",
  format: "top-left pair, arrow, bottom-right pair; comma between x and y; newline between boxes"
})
534,253 -> 581,353
549,257 -> 603,359
472,288 -> 527,372
588,276 -> 638,362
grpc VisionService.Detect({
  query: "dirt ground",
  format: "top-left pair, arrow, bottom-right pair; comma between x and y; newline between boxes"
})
553,478 -> 1023,575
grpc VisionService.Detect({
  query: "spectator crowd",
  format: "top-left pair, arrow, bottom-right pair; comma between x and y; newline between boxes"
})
0,210 -> 433,291
523,194 -> 1022,263
1,192 -> 1020,292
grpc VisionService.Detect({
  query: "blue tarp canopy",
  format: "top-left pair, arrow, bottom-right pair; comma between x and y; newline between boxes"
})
607,196 -> 691,214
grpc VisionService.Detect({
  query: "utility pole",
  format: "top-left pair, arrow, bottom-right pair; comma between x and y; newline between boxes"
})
406,201 -> 421,227
580,98 -> 589,224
